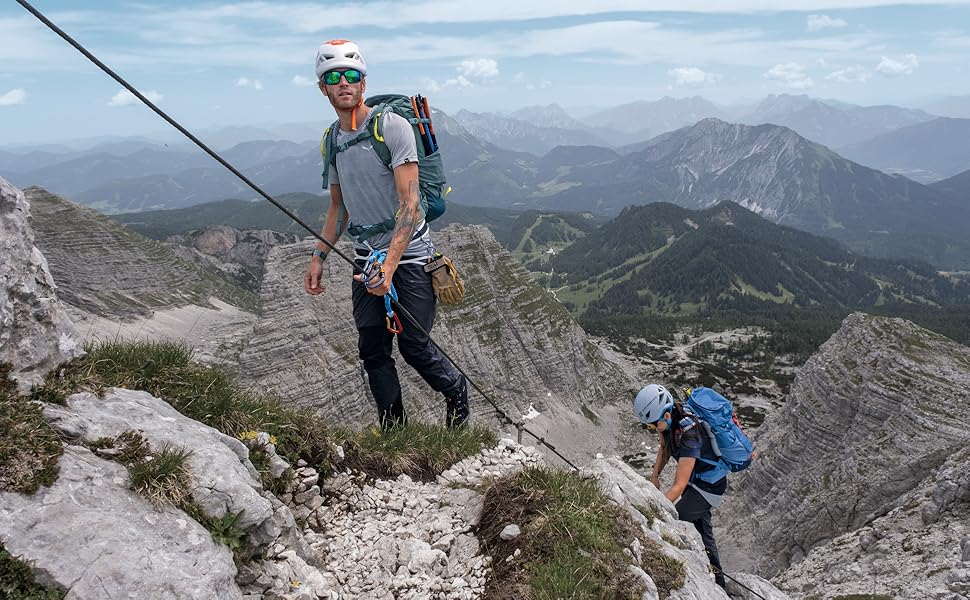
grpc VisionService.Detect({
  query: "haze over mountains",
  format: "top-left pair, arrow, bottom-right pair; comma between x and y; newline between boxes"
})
3,93 -> 970,271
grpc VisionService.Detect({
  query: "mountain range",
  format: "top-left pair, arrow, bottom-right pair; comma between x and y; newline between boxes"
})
534,201 -> 970,320
838,117 -> 970,182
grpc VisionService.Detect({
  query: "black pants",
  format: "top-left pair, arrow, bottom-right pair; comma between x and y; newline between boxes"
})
676,485 -> 725,587
352,262 -> 464,425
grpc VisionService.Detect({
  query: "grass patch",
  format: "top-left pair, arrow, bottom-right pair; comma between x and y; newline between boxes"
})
342,423 -> 497,482
0,544 -> 64,600
479,466 -> 651,599
181,502 -> 247,559
128,444 -> 194,507
635,503 -> 665,527
0,363 -> 63,494
661,532 -> 688,550
641,537 -> 687,599
32,340 -> 490,483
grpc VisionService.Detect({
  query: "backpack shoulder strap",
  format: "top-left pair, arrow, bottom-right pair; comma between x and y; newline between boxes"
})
320,120 -> 339,185
368,103 -> 393,170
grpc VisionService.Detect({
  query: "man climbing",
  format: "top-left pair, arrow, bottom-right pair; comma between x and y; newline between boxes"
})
303,39 -> 469,429
635,383 -> 728,588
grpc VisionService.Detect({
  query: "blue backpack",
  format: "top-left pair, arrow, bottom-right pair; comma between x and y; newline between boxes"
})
684,387 -> 754,481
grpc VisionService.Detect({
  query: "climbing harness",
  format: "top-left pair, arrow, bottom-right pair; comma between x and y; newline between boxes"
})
360,246 -> 403,334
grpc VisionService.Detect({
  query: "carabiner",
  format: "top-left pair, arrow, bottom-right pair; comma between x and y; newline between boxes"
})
385,312 -> 403,334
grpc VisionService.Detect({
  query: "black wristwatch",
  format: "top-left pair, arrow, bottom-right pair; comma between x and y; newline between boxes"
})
311,248 -> 328,260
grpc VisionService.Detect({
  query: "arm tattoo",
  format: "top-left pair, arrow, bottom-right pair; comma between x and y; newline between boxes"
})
389,179 -> 420,255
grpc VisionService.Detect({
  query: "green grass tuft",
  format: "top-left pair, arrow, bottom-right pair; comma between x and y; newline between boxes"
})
635,503 -> 665,527
343,422 -> 497,482
0,544 -> 64,600
34,341 -> 491,483
0,363 -> 63,495
480,466 -> 649,599
641,537 -> 687,599
127,444 -> 194,507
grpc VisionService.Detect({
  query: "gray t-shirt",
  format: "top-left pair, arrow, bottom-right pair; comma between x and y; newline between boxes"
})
328,110 -> 430,255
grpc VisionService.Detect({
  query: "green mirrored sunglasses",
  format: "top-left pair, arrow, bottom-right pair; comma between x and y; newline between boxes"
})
322,69 -> 362,85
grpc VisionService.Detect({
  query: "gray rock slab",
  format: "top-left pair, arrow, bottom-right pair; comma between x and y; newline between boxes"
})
0,176 -> 81,393
44,388 -> 283,552
0,446 -> 241,599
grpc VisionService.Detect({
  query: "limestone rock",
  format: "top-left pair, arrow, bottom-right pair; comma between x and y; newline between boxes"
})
0,446 -> 241,599
0,176 -> 81,392
718,314 -> 970,598
43,388 -> 310,558
499,524 -> 521,541
236,225 -> 638,456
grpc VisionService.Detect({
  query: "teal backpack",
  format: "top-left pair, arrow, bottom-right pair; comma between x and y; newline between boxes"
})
320,93 -> 449,241
684,387 -> 755,484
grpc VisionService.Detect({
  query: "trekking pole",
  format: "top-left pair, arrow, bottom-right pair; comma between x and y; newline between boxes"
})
421,96 -> 438,152
18,0 -> 584,472
411,95 -> 435,155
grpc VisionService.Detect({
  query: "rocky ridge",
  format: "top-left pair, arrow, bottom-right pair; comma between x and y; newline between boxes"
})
0,176 -> 81,392
25,186 -> 258,319
237,225 -> 640,458
166,225 -> 300,293
718,313 -> 970,598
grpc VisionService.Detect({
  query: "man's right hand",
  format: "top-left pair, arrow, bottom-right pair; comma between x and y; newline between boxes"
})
304,259 -> 325,295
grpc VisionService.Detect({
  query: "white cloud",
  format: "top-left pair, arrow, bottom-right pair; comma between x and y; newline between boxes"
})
764,62 -> 814,89
235,76 -> 264,90
292,75 -> 316,87
825,65 -> 870,82
526,80 -> 553,91
807,14 -> 848,31
669,66 -> 721,86
107,88 -> 163,107
0,88 -> 26,106
457,58 -> 499,79
876,53 -> 919,75
126,2 -> 970,32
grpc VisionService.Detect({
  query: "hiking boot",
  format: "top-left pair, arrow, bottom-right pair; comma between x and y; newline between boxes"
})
444,380 -> 469,428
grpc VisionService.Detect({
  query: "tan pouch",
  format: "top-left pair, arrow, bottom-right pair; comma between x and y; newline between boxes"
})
424,254 -> 465,305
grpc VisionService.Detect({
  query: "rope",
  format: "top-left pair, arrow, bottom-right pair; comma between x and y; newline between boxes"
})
16,0 -> 580,472
713,566 -> 769,600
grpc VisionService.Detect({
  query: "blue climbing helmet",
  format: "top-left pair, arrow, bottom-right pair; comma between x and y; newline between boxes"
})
634,384 -> 675,425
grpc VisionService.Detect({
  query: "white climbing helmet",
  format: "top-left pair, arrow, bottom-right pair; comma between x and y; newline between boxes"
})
633,384 -> 674,424
315,39 -> 367,80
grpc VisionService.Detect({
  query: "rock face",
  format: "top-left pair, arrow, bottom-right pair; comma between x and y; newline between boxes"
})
166,225 -> 300,293
44,388 -> 311,558
0,177 -> 81,392
25,187 -> 258,368
2,387 -> 335,599
774,444 -> 970,599
238,225 -> 638,455
0,446 -> 242,599
586,457 -> 790,600
719,313 -> 970,586
25,186 -> 257,319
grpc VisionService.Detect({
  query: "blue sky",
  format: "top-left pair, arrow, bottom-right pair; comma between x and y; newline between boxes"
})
2,0 -> 969,145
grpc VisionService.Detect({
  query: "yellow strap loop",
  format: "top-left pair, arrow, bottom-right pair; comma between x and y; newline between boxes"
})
373,111 -> 384,143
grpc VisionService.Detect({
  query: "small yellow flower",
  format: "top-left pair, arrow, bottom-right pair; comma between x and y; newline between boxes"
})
290,580 -> 302,588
